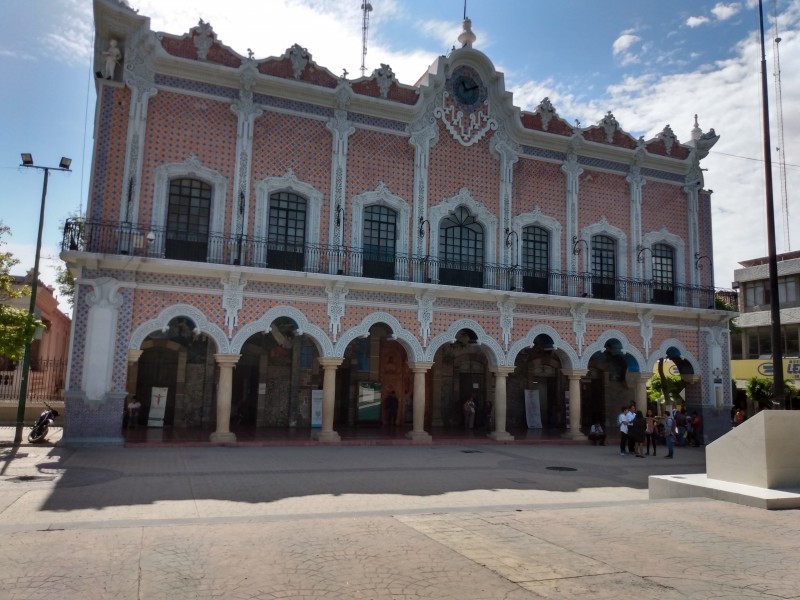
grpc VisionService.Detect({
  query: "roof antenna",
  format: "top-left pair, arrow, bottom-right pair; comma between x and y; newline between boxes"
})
360,1 -> 373,77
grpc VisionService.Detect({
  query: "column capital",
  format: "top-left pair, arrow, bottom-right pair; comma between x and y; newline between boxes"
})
214,353 -> 241,367
562,369 -> 589,380
630,372 -> 653,384
408,361 -> 434,373
318,357 -> 344,369
127,349 -> 144,363
489,366 -> 516,377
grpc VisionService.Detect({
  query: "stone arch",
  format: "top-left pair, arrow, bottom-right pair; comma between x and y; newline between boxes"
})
350,182 -> 411,256
128,304 -> 229,354
335,312 -> 424,362
581,329 -> 645,372
429,188 -> 499,265
253,169 -> 323,265
580,218 -> 628,278
511,207 -> 563,272
507,324 -> 578,370
425,319 -> 503,367
151,156 -> 228,261
230,305 -> 333,357
647,339 -> 699,375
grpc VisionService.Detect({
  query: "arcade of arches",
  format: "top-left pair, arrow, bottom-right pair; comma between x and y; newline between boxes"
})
126,317 -> 697,442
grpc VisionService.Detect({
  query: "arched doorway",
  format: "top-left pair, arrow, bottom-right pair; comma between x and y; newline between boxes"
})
431,329 -> 489,431
339,323 -> 413,427
510,334 -> 565,430
135,316 -> 215,429
232,317 -> 321,428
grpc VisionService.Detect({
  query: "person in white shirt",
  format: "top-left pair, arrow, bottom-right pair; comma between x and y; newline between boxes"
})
588,422 -> 605,445
617,406 -> 629,455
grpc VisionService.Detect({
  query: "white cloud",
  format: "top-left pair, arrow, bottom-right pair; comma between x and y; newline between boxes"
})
712,3 -> 742,20
612,31 -> 641,55
40,0 -> 93,66
687,16 -> 711,27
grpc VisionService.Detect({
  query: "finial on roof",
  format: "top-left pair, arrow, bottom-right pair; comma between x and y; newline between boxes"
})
691,114 -> 702,141
458,18 -> 476,47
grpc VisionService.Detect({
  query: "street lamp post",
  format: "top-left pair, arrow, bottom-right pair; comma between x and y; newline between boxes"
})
14,154 -> 72,444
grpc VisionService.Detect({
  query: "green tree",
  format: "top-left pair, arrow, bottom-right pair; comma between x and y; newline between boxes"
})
648,369 -> 685,405
0,224 -> 40,361
55,263 -> 75,308
745,376 -> 797,410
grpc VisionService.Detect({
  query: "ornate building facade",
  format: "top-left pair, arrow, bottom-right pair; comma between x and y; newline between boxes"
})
60,0 -> 734,445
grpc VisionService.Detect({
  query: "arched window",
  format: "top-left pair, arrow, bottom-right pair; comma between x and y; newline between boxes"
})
438,206 -> 484,288
522,225 -> 549,293
652,243 -> 675,305
268,191 -> 306,271
591,234 -> 616,299
166,178 -> 211,262
362,205 -> 397,280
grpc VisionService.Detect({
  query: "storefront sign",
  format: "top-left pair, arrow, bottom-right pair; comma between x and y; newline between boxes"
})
732,359 -> 800,381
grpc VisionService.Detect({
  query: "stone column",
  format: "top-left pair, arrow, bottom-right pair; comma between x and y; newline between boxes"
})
562,369 -> 588,440
488,366 -> 516,441
315,357 -> 342,442
632,373 -> 652,414
210,353 -> 240,443
406,362 -> 433,442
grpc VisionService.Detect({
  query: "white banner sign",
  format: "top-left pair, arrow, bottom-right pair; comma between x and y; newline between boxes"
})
148,387 -> 168,427
311,390 -> 323,428
524,389 -> 542,429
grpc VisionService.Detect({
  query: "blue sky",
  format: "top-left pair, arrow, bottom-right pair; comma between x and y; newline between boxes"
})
1,0 -> 798,310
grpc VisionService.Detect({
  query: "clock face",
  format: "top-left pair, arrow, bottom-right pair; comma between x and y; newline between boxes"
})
453,75 -> 480,106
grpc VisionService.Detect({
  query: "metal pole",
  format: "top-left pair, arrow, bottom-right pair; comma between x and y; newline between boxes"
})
758,0 -> 785,409
14,168 -> 49,444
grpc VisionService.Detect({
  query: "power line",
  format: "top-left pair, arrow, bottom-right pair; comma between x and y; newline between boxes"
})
710,149 -> 800,169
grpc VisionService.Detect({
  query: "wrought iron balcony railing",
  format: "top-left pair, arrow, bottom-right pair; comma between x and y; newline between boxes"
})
62,219 -> 735,309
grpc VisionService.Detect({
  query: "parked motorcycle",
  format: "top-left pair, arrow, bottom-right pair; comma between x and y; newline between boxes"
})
28,402 -> 60,443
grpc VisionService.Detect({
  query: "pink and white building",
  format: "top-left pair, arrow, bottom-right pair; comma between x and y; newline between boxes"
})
60,0 -> 733,445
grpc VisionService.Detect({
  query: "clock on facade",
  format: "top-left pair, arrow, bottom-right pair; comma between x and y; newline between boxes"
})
453,74 -> 480,106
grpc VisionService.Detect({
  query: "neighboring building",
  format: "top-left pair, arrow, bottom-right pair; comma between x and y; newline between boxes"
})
60,0 -> 733,445
731,250 -> 800,402
0,275 -> 71,404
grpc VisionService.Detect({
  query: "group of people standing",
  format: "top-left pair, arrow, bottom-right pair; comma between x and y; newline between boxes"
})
615,404 -> 678,458
614,404 -> 704,459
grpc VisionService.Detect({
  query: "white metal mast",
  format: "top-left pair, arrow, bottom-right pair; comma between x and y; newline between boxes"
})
360,2 -> 373,77
772,0 -> 791,251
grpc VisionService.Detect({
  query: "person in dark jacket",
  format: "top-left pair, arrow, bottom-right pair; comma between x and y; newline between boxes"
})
629,410 -> 646,457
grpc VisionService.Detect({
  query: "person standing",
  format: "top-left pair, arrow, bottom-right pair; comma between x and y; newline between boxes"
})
629,410 -> 646,457
127,395 -> 141,429
626,402 -> 637,453
463,395 -> 476,431
617,406 -> 630,456
385,390 -> 399,426
663,410 -> 676,458
645,409 -> 658,456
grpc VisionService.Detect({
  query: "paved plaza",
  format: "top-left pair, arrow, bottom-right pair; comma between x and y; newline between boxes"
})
0,427 -> 798,599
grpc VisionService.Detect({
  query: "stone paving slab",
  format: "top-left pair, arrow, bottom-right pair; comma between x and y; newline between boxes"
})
2,429 -> 799,599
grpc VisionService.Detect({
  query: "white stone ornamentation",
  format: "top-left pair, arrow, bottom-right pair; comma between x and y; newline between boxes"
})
571,304 -> 589,357
435,96 -> 497,147
193,19 -> 215,61
416,292 -> 435,347
221,274 -> 247,338
326,283 -> 348,342
498,298 -> 516,350
372,64 -> 396,99
285,44 -> 310,79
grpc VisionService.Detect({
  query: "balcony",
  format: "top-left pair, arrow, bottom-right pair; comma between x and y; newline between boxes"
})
62,220 -> 734,309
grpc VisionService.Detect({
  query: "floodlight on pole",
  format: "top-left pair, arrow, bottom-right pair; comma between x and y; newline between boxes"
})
14,154 -> 72,444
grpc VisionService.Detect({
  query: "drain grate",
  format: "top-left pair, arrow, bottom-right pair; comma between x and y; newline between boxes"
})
460,449 -> 482,453
6,475 -> 57,483
545,466 -> 577,472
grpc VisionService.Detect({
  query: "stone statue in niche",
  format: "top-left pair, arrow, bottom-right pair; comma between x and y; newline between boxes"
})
102,39 -> 122,79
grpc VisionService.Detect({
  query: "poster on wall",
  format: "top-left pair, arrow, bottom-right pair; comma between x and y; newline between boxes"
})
148,387 -> 168,427
358,382 -> 382,421
311,390 -> 323,428
524,389 -> 542,429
